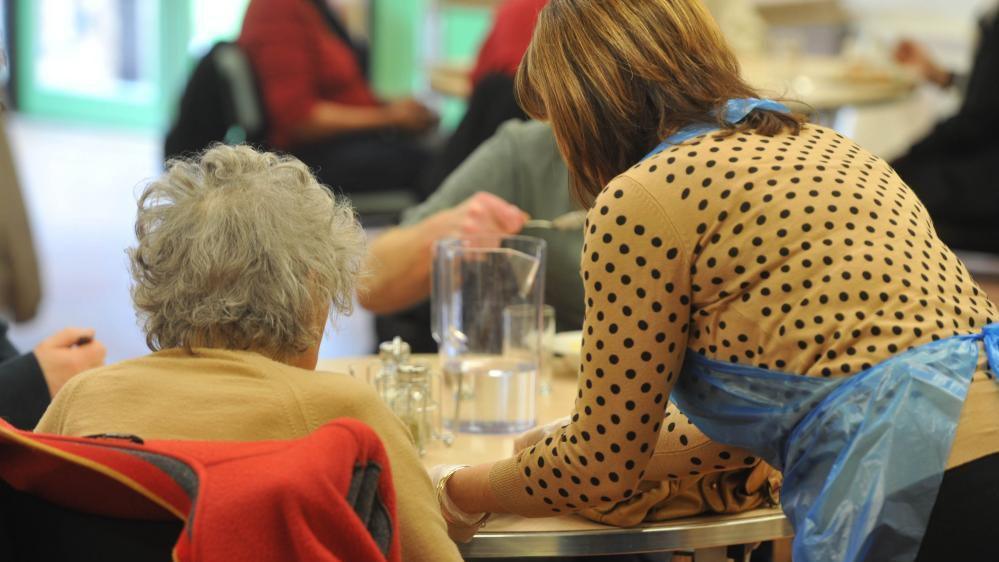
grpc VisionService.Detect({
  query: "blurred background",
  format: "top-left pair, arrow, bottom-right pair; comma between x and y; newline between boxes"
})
1,0 -> 994,361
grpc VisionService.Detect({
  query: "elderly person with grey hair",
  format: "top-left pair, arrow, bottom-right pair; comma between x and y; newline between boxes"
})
36,145 -> 462,562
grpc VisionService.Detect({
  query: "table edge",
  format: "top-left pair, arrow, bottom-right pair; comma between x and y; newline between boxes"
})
459,509 -> 794,558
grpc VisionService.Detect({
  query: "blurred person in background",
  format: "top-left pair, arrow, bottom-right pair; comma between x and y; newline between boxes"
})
419,0 -> 547,193
466,0 -> 764,89
0,71 -> 41,324
701,0 -> 767,55
1,322 -> 106,430
371,0 -> 768,351
238,0 -> 439,198
422,0 -> 767,192
36,145 -> 462,562
0,133 -> 40,323
361,119 -> 581,352
891,4 -> 999,254
0,65 -> 106,431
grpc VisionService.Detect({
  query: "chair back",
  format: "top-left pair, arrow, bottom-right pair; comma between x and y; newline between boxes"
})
0,478 -> 181,562
0,419 -> 400,562
164,42 -> 268,161
212,42 -> 267,146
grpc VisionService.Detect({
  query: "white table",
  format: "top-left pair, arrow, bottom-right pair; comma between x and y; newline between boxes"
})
318,355 -> 793,560
740,54 -> 916,114
428,54 -> 916,120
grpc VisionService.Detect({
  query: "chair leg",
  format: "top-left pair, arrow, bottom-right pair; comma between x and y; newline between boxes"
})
771,538 -> 793,562
726,544 -> 754,562
691,546 -> 728,562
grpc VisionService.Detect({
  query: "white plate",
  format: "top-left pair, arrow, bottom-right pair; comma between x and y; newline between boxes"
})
549,330 -> 583,357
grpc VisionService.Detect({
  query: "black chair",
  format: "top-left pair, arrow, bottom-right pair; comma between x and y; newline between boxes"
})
0,479 -> 181,562
164,42 -> 417,224
0,420 -> 399,562
164,42 -> 268,161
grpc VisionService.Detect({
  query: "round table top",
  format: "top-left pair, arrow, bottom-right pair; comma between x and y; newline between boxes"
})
740,54 -> 916,112
317,354 -> 579,470
316,355 -> 793,556
459,507 -> 792,558
428,54 -> 916,112
428,62 -> 473,99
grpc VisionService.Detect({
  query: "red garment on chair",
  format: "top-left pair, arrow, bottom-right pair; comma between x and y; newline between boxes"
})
470,0 -> 549,86
0,418 -> 401,562
238,0 -> 380,149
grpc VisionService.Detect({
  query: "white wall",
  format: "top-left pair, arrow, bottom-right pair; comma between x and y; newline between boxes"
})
842,0 -> 992,70
836,0 -> 993,158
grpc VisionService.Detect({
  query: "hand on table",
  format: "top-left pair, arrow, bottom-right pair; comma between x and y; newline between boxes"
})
386,98 -> 439,133
894,39 -> 952,88
33,328 -> 106,397
428,464 -> 490,543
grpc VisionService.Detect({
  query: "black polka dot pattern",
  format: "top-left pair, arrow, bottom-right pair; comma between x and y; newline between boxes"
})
503,124 -> 997,516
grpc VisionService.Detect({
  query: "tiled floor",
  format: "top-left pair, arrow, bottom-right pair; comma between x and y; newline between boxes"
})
4,116 -> 375,362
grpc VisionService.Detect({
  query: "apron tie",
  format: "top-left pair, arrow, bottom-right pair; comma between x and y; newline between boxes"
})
981,323 -> 999,377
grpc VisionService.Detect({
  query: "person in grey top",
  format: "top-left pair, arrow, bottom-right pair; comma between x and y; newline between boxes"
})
360,120 -> 583,350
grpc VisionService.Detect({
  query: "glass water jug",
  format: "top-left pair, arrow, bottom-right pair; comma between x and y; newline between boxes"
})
432,235 -> 547,434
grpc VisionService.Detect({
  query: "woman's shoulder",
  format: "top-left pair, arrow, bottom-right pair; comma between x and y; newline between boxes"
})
600,123 -> 894,258
614,124 -> 874,204
295,368 -> 388,414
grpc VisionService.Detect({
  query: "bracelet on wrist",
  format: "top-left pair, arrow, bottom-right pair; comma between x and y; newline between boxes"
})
436,465 -> 491,528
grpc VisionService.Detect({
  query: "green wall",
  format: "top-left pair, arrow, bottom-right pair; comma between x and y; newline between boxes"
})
15,0 -> 190,129
15,0 -> 493,129
373,1 -> 491,95
371,0 -> 425,96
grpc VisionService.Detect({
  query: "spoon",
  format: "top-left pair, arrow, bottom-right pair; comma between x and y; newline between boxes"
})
523,210 -> 587,232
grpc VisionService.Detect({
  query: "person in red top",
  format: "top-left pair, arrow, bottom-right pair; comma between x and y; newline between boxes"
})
470,0 -> 548,86
421,0 -> 548,194
239,0 -> 438,196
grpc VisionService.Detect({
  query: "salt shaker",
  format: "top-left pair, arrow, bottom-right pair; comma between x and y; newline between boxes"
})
374,337 -> 411,402
387,364 -> 435,456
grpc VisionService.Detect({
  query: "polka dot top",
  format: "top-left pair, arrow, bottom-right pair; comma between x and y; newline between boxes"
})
487,124 -> 999,517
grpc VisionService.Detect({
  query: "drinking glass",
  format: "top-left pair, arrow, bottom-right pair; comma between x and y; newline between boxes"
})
505,304 -> 557,396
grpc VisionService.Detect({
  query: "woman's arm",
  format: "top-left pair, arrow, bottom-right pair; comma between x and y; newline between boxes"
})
359,209 -> 451,315
450,177 -> 691,516
447,177 -> 756,517
644,400 -> 758,480
893,40 -> 955,88
516,400 -> 759,483
289,99 -> 436,145
241,3 -> 434,145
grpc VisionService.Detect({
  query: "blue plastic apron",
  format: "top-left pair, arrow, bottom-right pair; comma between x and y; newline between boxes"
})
646,100 -> 999,561
641,98 -> 790,160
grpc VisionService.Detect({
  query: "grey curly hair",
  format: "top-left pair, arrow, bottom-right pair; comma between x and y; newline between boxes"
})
129,144 -> 365,359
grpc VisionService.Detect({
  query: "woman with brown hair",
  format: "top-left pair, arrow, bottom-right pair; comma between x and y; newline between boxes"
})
432,1 -> 999,561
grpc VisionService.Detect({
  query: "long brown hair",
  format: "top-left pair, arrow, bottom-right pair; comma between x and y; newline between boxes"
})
516,0 -> 804,206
